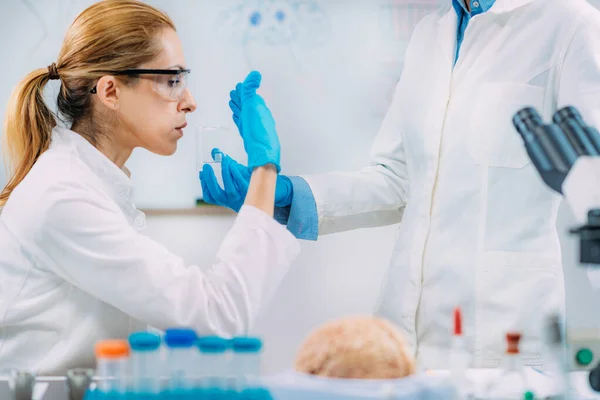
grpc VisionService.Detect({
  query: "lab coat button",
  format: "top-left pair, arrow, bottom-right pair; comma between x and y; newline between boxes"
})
133,214 -> 146,228
118,185 -> 131,197
473,1 -> 480,7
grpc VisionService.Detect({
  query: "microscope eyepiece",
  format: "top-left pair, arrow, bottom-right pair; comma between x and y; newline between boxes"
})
513,107 -> 544,138
553,106 -> 584,126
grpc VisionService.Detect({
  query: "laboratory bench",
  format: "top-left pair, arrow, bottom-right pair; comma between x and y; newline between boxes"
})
140,204 -> 235,217
3,368 -> 600,400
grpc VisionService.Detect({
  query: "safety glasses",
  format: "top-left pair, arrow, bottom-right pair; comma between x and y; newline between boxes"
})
90,68 -> 191,101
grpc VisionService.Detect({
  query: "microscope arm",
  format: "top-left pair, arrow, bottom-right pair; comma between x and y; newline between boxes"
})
562,157 -> 600,225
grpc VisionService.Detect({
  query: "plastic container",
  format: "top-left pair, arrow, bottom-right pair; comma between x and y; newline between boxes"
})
164,328 -> 198,392
128,331 -> 162,395
232,337 -> 269,399
95,339 -> 130,394
197,336 -> 230,397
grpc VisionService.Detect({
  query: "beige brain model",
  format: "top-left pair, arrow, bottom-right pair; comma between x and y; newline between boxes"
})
294,316 -> 416,379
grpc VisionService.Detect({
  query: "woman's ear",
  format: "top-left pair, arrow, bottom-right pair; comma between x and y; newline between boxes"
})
95,75 -> 121,111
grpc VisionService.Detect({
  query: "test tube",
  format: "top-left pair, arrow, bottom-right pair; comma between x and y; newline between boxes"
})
231,337 -> 264,397
94,339 -> 130,394
197,336 -> 230,396
164,328 -> 198,393
128,331 -> 162,395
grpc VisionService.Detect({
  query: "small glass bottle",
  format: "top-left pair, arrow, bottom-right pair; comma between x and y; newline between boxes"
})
485,332 -> 529,400
449,308 -> 473,399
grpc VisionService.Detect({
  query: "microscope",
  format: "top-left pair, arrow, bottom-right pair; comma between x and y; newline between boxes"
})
513,106 -> 600,391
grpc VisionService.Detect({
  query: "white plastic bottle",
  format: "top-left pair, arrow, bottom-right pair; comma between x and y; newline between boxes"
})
164,328 -> 198,393
94,339 -> 130,394
231,337 -> 265,397
197,336 -> 229,396
128,331 -> 162,395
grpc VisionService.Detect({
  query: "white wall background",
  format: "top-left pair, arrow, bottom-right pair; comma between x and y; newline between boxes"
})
1,0 -> 600,374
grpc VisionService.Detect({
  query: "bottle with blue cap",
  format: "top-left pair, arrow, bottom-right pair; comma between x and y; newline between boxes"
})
231,337 -> 270,399
164,328 -> 199,394
196,336 -> 230,398
128,331 -> 162,395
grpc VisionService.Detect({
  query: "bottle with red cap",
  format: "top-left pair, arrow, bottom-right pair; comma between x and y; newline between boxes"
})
449,307 -> 473,399
484,332 -> 531,399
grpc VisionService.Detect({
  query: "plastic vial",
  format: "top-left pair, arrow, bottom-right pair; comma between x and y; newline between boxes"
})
485,333 -> 529,400
231,337 -> 269,399
128,331 -> 163,395
95,339 -> 130,394
449,308 -> 473,399
197,336 -> 230,397
545,314 -> 571,399
164,328 -> 199,393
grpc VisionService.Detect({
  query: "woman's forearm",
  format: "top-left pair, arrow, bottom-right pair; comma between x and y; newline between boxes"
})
244,164 -> 277,216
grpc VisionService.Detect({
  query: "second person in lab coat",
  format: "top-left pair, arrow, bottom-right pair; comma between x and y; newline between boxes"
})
0,0 -> 299,374
200,0 -> 600,369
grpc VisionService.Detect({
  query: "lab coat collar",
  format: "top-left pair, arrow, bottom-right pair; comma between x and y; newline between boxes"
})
50,127 -> 134,204
454,0 -> 496,14
439,0 -> 534,26
487,0 -> 535,14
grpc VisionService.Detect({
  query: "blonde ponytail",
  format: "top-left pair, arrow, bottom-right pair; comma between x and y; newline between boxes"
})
1,68 -> 56,206
0,0 -> 175,207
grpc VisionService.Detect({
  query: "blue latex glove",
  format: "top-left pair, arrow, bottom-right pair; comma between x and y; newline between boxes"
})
229,71 -> 281,172
229,82 -> 244,134
200,149 -> 293,210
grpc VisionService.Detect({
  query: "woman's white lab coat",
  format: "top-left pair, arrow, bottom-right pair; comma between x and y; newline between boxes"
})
0,127 -> 300,375
300,0 -> 600,369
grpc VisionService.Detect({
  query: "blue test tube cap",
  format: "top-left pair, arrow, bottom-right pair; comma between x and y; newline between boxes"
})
164,328 -> 198,348
231,337 -> 263,353
197,336 -> 229,353
128,331 -> 162,351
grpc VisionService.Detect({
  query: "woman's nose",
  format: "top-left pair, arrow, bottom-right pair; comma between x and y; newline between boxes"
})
179,88 -> 197,113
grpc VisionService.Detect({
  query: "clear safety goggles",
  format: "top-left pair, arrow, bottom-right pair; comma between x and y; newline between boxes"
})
90,68 -> 191,101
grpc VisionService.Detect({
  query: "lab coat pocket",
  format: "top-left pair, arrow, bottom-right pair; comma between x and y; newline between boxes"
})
469,83 -> 545,168
477,251 -> 563,366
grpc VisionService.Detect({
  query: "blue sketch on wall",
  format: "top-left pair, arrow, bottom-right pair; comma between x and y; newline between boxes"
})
215,0 -> 330,47
379,0 -> 439,42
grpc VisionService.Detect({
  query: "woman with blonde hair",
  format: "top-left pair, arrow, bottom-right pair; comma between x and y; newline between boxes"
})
0,0 -> 298,374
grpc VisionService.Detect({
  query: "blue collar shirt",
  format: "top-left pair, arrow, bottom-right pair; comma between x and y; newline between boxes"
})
452,0 -> 496,65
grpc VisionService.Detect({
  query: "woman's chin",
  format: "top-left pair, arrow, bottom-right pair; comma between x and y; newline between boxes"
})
149,141 -> 178,156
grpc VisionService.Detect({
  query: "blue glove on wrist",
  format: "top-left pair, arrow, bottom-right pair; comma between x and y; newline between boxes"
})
229,71 -> 281,172
200,150 -> 294,211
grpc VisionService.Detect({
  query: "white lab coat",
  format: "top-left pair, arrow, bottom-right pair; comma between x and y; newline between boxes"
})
302,0 -> 600,369
0,127 -> 300,375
